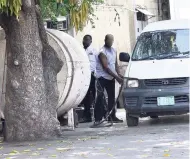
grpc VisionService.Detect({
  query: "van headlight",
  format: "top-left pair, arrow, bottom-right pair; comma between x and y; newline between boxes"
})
127,80 -> 139,88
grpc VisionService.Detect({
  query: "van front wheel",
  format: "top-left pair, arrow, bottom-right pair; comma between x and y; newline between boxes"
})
126,114 -> 139,127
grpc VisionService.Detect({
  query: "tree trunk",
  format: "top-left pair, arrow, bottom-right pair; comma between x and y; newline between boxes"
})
0,0 -> 63,141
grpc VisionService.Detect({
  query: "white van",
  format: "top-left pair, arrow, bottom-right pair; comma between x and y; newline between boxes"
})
119,19 -> 190,127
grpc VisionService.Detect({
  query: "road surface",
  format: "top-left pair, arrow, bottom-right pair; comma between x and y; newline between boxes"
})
0,110 -> 189,159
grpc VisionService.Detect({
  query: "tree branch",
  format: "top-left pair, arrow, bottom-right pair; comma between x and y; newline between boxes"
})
22,0 -> 32,8
35,4 -> 48,45
22,0 -> 35,12
35,4 -> 63,73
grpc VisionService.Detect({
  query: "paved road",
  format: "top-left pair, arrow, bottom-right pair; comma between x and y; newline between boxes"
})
0,110 -> 189,159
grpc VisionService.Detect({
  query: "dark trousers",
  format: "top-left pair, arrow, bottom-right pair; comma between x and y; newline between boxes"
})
81,73 -> 96,119
94,77 -> 116,121
0,118 -> 5,136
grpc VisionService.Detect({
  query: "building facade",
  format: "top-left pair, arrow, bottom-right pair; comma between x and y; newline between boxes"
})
75,0 -> 160,55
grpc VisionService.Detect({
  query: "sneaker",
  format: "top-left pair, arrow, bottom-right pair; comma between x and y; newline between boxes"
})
79,117 -> 92,123
90,120 -> 111,128
108,117 -> 123,123
93,121 -> 101,126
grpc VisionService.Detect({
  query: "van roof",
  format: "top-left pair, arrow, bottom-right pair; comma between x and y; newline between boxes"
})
142,19 -> 190,33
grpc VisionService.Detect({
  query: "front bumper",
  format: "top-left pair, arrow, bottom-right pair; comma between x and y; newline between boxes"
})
123,86 -> 189,117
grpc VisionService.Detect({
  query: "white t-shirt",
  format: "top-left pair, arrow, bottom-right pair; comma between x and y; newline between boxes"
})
96,46 -> 117,80
85,45 -> 97,73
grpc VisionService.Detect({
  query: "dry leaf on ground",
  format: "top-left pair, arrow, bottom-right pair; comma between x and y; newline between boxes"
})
163,153 -> 170,157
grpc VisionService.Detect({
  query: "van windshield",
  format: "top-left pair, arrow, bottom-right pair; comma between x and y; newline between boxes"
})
132,29 -> 190,61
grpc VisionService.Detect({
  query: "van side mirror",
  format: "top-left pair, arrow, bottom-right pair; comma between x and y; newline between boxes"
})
119,52 -> 130,62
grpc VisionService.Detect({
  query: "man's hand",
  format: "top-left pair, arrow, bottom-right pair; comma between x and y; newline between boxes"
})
116,76 -> 123,84
118,74 -> 124,78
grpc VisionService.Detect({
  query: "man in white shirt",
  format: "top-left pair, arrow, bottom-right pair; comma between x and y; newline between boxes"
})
94,34 -> 123,125
81,35 -> 97,123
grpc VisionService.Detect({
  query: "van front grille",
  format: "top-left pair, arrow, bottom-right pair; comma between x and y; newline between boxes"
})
144,78 -> 188,87
125,97 -> 138,107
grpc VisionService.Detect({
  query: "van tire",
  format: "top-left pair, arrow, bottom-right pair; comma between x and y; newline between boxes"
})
126,114 -> 139,127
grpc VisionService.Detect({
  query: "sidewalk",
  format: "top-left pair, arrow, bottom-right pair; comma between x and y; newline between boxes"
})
0,109 -> 189,159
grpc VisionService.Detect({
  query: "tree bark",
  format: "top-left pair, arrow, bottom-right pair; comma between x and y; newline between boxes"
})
0,0 -> 63,141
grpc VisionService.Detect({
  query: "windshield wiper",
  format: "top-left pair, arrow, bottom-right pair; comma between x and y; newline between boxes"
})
158,51 -> 190,59
137,52 -> 170,61
136,56 -> 156,60
133,52 -> 190,61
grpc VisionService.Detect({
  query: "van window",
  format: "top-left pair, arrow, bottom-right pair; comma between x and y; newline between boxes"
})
132,29 -> 190,61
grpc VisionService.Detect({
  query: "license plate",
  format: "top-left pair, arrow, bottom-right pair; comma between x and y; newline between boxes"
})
157,96 -> 175,106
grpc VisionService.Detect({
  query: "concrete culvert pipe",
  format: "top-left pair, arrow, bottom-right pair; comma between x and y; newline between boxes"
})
47,29 -> 91,117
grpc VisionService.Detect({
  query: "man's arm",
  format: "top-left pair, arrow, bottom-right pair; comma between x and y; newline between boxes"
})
115,56 -> 120,75
99,53 -> 123,83
115,57 -> 124,78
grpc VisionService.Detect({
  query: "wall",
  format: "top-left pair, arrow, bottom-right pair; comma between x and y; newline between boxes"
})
75,0 -> 135,55
136,0 -> 159,23
75,0 -> 159,55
